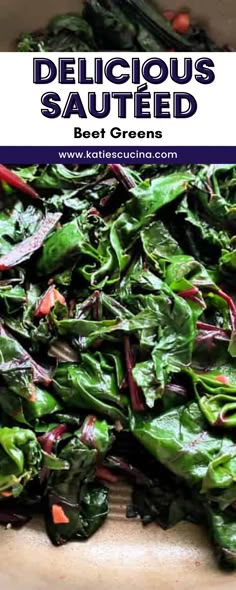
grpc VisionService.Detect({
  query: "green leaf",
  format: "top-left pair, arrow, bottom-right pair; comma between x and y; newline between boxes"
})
79,415 -> 114,455
141,220 -> 182,273
42,451 -> 69,471
110,172 -> 193,272
131,403 -> 223,486
207,507 -> 236,568
45,436 -> 108,544
53,352 -> 127,423
0,427 -> 41,495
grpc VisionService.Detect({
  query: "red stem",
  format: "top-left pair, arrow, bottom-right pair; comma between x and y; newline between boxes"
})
92,290 -> 102,321
216,289 -> 236,331
124,335 -> 144,412
38,424 -> 68,455
0,164 -> 39,199
106,456 -> 150,486
178,287 -> 199,297
96,466 -> 118,483
108,164 -> 136,190
88,208 -> 101,217
178,287 -> 205,307
196,321 -> 230,337
80,415 -> 97,449
38,424 -> 68,484
0,213 -> 61,271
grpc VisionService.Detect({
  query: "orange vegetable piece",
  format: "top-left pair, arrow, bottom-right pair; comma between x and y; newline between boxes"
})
214,375 -> 230,385
52,504 -> 69,524
172,12 -> 190,34
34,285 -> 66,318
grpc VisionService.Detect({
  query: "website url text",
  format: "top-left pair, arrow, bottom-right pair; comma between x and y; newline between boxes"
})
58,149 -> 178,161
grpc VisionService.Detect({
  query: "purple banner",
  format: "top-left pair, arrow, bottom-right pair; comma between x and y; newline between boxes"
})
0,146 -> 236,164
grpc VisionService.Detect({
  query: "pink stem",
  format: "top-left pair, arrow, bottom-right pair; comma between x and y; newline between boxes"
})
80,415 -> 97,449
124,336 -> 144,412
38,424 -> 68,455
178,287 -> 205,308
108,164 -> 136,190
216,289 -> 236,331
196,321 -> 230,336
179,287 -> 199,298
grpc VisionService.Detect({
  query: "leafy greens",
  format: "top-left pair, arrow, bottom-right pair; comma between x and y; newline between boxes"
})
0,162 -> 236,568
17,0 -> 225,52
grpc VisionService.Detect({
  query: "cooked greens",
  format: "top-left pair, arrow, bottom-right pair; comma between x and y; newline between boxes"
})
1,162 -> 236,567
17,0 -> 223,52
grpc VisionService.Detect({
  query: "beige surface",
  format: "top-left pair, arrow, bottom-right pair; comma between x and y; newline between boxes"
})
0,480 -> 234,590
0,0 -> 82,50
0,1 -> 236,588
0,0 -> 236,49
0,482 -> 235,590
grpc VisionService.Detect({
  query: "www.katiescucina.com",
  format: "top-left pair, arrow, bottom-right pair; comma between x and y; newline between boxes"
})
58,149 -> 178,161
